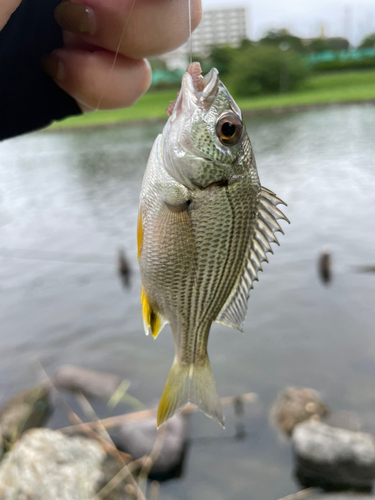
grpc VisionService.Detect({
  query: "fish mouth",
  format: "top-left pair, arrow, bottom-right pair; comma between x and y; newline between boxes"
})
184,62 -> 219,100
166,63 -> 219,117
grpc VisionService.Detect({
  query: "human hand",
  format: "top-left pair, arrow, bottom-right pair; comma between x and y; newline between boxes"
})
44,0 -> 202,112
0,0 -> 21,31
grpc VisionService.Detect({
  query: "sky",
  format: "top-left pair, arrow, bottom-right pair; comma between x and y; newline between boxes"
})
202,0 -> 375,46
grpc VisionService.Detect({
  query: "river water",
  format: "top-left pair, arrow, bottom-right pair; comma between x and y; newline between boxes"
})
1,104 -> 375,499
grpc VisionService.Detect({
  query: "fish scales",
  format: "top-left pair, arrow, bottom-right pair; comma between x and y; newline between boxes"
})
138,63 -> 289,428
190,179 -> 256,340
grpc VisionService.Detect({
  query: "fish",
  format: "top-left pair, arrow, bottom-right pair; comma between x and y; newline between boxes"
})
137,62 -> 289,428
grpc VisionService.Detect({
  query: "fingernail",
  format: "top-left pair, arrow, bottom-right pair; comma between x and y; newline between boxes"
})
42,55 -> 66,81
54,2 -> 96,35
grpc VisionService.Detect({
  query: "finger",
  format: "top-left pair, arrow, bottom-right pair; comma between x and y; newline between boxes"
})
0,0 -> 22,31
54,0 -> 202,59
43,48 -> 151,111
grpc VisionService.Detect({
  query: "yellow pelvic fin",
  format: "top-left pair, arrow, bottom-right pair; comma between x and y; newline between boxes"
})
137,207 -> 143,260
141,287 -> 164,338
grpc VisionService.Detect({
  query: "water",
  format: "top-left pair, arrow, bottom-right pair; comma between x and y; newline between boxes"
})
1,104 -> 375,499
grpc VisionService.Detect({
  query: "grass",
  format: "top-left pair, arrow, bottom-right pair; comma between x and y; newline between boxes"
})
50,90 -> 178,129
49,70 -> 375,130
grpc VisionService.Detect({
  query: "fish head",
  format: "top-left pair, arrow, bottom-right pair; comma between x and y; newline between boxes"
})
162,63 -> 255,190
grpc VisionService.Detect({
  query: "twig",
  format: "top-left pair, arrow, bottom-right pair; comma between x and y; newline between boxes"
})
53,386 -> 129,462
75,392 -> 148,500
37,363 -> 144,500
278,488 -> 315,500
94,457 -> 145,500
60,392 -> 257,434
149,481 -> 160,500
107,379 -> 146,412
94,426 -> 167,500
75,391 -> 131,453
75,392 -> 112,442
138,425 -> 168,498
76,392 -> 146,500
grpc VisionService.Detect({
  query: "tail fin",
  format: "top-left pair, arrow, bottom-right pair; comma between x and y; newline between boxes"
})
157,357 -> 224,428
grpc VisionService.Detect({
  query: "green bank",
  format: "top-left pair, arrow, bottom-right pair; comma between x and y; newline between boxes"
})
50,70 -> 375,130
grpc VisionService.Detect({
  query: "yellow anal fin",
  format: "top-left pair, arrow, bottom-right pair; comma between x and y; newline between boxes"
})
137,207 -> 143,260
141,287 -> 165,338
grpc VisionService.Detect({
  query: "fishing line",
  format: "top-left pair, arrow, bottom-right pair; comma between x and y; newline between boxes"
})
95,0 -> 194,111
188,0 -> 193,64
94,0 -> 137,111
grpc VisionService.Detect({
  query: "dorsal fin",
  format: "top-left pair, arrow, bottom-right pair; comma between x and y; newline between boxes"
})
215,187 -> 289,332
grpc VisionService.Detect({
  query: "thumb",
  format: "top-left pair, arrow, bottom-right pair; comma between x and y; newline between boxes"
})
0,0 -> 22,31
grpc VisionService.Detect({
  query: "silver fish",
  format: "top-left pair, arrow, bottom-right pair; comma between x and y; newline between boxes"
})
137,63 -> 289,428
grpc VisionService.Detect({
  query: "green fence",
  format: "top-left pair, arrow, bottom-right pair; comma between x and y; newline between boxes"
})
306,48 -> 375,66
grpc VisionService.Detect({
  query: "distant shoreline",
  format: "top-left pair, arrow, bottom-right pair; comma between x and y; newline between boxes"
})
46,98 -> 375,134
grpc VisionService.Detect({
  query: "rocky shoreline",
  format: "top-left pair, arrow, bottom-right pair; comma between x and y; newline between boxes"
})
0,369 -> 374,499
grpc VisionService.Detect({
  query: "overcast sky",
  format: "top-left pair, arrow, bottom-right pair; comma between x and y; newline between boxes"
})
201,0 -> 375,45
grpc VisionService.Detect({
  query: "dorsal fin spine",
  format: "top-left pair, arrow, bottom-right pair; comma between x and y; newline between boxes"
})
215,187 -> 289,332
257,219 -> 279,244
259,211 -> 284,234
250,248 -> 263,270
255,229 -> 273,254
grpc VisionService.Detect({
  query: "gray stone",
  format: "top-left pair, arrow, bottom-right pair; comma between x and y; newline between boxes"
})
114,413 -> 187,480
0,429 -> 106,500
270,387 -> 329,436
318,249 -> 332,285
305,496 -> 375,499
0,385 -> 50,451
53,365 -> 122,401
292,420 -> 375,490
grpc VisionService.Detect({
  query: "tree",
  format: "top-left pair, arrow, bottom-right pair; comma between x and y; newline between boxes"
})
228,46 -> 308,97
259,29 -> 305,53
209,46 -> 238,78
327,37 -> 350,51
359,33 -> 375,49
305,37 -> 350,53
307,38 -> 330,53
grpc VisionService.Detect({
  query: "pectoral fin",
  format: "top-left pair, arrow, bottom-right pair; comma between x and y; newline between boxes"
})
138,205 -> 167,338
141,287 -> 166,338
216,187 -> 289,332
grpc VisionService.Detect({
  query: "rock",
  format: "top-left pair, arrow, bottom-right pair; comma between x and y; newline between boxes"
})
118,247 -> 131,288
0,385 -> 50,451
114,413 -> 187,481
270,387 -> 329,436
0,429 -> 106,500
292,420 -> 375,491
305,496 -> 375,500
318,249 -> 332,285
53,365 -> 122,401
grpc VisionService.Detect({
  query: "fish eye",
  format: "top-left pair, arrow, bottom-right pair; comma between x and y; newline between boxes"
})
216,113 -> 243,146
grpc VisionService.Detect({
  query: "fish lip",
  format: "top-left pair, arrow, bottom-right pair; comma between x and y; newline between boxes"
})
201,68 -> 219,100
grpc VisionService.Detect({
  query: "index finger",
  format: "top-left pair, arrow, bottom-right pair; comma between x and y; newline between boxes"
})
0,0 -> 22,31
55,0 -> 202,59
